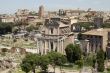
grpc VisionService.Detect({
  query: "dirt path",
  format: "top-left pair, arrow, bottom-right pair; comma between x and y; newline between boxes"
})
0,69 -> 10,73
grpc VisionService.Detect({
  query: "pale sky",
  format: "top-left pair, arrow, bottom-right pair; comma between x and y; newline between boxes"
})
0,0 -> 110,14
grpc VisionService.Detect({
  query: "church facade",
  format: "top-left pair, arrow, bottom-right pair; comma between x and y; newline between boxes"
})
36,17 -> 75,54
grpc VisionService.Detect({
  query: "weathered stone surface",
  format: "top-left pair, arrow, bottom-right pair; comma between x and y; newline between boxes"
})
0,59 -> 13,70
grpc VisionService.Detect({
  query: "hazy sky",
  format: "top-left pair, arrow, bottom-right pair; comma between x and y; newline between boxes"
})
0,0 -> 109,14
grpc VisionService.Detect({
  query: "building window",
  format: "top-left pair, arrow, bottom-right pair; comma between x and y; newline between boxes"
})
50,28 -> 53,34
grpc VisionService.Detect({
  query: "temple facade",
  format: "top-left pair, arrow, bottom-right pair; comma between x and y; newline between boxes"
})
36,17 -> 74,55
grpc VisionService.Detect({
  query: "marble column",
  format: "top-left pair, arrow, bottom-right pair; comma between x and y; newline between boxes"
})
53,41 -> 55,51
41,41 -> 43,55
86,41 -> 90,53
49,40 -> 51,52
59,39 -> 61,53
62,39 -> 64,54
61,40 -> 63,54
36,39 -> 39,54
58,39 -> 60,52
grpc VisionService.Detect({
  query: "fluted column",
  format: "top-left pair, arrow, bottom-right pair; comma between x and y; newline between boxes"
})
62,39 -> 64,54
36,39 -> 39,54
58,39 -> 60,52
49,40 -> 51,52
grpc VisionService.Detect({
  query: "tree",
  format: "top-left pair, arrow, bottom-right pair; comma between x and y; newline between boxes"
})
65,44 -> 74,63
92,55 -> 96,69
29,11 -> 37,16
14,19 -> 28,32
56,55 -> 67,72
84,13 -> 92,22
20,60 -> 32,73
15,19 -> 28,27
84,53 -> 96,67
65,44 -> 82,63
1,48 -> 8,56
0,22 -> 13,34
96,49 -> 105,72
12,27 -> 19,34
35,22 -> 43,30
1,48 -> 8,52
101,23 -> 110,28
47,52 -> 67,73
77,33 -> 83,40
78,22 -> 93,30
36,22 -> 43,25
26,25 -> 34,32
75,59 -> 83,68
40,55 -> 49,73
20,53 -> 40,73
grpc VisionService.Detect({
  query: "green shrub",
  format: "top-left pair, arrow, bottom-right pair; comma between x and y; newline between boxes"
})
97,49 -> 105,72
107,67 -> 110,71
75,60 -> 83,68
